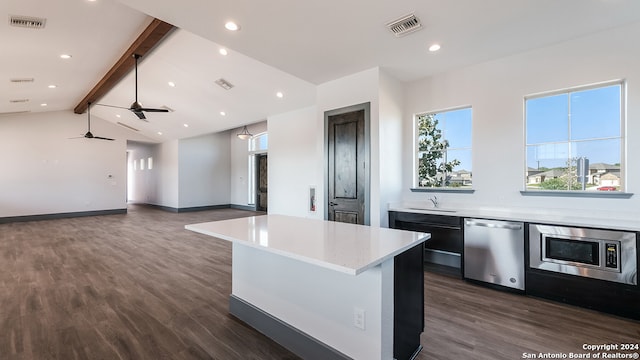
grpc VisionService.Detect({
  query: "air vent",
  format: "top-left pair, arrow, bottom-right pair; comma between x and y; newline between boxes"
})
9,15 -> 47,29
215,78 -> 234,90
10,78 -> 35,83
386,13 -> 422,37
9,99 -> 29,103
117,122 -> 139,132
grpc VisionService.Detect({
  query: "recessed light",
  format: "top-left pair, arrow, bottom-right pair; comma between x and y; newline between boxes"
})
276,91 -> 284,98
225,21 -> 240,31
60,54 -> 72,59
168,81 -> 176,87
428,44 -> 441,52
157,131 -> 163,135
116,114 -> 121,118
219,48 -> 228,56
40,103 -> 47,107
220,111 -> 226,116
183,124 -> 189,128
48,84 -> 57,89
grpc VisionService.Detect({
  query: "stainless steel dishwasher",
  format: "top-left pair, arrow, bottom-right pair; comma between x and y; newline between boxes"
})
463,218 -> 525,290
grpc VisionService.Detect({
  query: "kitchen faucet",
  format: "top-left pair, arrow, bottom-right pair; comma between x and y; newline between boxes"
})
429,195 -> 439,208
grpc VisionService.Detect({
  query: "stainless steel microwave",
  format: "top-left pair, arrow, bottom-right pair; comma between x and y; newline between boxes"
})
529,224 -> 637,285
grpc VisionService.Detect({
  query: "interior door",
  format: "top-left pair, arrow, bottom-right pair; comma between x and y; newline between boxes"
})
327,108 -> 366,224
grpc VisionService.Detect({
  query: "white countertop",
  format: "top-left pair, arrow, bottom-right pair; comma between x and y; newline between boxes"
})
185,214 -> 430,275
388,203 -> 640,231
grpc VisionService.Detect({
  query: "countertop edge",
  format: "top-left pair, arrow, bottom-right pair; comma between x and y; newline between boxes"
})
185,222 -> 430,276
388,206 -> 640,232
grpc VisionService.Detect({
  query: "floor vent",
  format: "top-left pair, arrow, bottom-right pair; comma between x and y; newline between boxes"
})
117,122 -> 139,132
10,99 -> 29,103
215,78 -> 234,90
9,15 -> 47,29
386,13 -> 422,37
10,78 -> 35,83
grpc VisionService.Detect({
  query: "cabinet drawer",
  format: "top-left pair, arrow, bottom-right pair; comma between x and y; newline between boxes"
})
389,211 -> 463,254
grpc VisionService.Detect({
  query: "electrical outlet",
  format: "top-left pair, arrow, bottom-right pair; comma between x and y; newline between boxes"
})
353,307 -> 365,330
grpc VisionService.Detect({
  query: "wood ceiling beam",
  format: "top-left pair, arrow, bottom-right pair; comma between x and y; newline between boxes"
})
73,18 -> 175,114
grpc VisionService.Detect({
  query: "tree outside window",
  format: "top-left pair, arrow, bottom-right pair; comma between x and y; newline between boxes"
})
415,108 -> 472,189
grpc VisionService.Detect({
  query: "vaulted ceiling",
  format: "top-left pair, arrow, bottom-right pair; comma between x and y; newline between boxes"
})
3,0 -> 640,142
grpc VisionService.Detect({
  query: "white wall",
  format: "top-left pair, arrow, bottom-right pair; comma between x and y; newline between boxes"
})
178,131 -> 231,208
268,106 -> 319,217
378,70 -> 405,227
403,21 -> 640,219
268,67 -> 406,227
230,121 -> 267,207
0,110 -> 153,217
155,139 -> 179,208
127,141 -> 157,204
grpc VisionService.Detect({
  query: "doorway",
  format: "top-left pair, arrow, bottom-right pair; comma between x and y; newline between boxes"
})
325,103 -> 370,225
255,154 -> 268,212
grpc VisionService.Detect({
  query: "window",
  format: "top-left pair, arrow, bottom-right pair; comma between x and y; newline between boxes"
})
249,132 -> 268,152
147,157 -> 153,170
525,82 -> 623,192
415,107 -> 472,189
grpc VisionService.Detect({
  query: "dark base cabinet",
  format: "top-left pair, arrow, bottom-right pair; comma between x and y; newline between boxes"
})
389,211 -> 463,277
526,226 -> 640,321
394,243 -> 424,360
526,269 -> 640,320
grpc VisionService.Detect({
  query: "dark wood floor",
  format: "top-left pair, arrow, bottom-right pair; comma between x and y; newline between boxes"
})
0,205 -> 638,360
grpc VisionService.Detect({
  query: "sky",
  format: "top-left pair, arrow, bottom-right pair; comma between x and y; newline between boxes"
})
432,107 -> 472,172
526,83 -> 621,169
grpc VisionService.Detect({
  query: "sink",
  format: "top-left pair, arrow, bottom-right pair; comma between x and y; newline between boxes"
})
407,207 -> 457,213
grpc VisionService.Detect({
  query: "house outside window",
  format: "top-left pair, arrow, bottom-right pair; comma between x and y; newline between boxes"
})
525,81 -> 624,192
415,107 -> 472,189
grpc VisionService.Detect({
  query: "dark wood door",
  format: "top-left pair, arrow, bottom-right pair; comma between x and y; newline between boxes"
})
327,109 -> 365,224
256,154 -> 268,211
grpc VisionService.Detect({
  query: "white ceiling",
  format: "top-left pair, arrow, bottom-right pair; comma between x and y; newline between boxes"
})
3,0 -> 640,142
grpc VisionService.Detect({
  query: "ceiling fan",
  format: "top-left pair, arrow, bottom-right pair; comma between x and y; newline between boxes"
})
97,54 -> 169,121
70,102 -> 114,141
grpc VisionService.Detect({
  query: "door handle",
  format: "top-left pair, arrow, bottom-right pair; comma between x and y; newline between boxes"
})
329,202 -> 338,206
465,220 -> 522,230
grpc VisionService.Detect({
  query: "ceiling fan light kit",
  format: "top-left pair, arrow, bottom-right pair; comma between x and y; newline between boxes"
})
237,125 -> 252,140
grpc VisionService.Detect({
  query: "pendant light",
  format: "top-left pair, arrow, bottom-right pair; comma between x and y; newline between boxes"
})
237,125 -> 252,140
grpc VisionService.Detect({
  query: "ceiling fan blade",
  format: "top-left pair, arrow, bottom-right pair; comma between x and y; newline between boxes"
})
68,103 -> 117,141
132,110 -> 147,120
140,108 -> 169,113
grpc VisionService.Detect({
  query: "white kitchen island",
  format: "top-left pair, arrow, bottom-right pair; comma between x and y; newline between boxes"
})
185,214 -> 429,360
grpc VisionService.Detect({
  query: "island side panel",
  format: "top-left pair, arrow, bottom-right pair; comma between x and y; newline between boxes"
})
231,242 -> 394,360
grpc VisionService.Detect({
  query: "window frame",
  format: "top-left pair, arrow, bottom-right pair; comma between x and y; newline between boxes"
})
412,105 -> 474,192
523,80 -> 627,196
